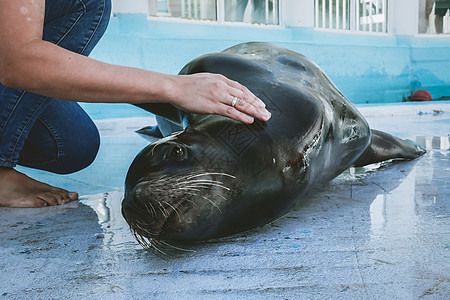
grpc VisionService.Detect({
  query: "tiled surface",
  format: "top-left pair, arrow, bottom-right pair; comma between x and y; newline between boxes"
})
1,103 -> 449,299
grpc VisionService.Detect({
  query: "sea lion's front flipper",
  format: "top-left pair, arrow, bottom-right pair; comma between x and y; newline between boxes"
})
136,125 -> 163,140
134,103 -> 184,127
353,129 -> 426,167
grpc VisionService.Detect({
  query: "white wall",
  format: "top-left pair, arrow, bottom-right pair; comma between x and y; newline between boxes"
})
283,0 -> 315,27
112,0 -> 148,13
390,0 -> 419,35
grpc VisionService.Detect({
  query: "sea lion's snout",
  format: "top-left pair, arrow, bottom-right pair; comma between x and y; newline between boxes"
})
122,177 -> 194,243
122,171 -> 237,249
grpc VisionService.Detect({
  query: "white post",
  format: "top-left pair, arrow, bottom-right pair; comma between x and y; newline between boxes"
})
217,0 -> 225,22
315,0 -> 319,27
329,0 -> 333,28
182,0 -> 186,17
201,0 -> 205,19
446,11 -> 450,33
322,0 -> 326,27
352,0 -> 358,31
194,0 -> 198,19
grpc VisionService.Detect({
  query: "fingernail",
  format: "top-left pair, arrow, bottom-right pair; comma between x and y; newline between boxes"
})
246,116 -> 255,123
262,111 -> 271,120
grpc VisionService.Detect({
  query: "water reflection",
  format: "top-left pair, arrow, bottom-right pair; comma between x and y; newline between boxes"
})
82,190 -> 139,251
369,167 -> 419,235
416,135 -> 450,150
369,136 -> 449,238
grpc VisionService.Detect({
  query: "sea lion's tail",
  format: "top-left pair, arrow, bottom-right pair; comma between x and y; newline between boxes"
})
353,129 -> 426,167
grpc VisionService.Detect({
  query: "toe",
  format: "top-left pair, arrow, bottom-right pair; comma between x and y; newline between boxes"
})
37,194 -> 59,206
68,192 -> 79,201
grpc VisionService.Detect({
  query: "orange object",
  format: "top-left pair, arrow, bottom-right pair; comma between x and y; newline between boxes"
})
412,90 -> 432,101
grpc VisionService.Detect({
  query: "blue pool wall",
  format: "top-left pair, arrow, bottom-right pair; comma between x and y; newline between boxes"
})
85,14 -> 450,119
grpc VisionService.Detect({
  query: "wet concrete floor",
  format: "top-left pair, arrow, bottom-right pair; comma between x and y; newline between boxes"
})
1,102 -> 449,299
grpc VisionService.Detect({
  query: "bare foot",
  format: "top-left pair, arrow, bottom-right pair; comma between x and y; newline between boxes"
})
0,167 -> 78,208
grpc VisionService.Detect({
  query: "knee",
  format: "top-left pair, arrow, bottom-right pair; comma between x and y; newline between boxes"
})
55,123 -> 100,175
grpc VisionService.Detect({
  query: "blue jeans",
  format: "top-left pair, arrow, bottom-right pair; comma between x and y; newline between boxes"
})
0,0 -> 111,174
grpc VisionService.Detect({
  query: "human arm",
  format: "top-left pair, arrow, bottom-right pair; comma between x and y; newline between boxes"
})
0,0 -> 271,124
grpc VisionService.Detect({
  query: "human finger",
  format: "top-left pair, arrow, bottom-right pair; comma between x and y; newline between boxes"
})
219,103 -> 255,124
226,92 -> 271,122
226,80 -> 267,109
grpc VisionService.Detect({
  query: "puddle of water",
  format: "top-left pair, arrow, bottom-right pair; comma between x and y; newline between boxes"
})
81,189 -> 140,251
369,166 -> 418,235
368,149 -> 449,239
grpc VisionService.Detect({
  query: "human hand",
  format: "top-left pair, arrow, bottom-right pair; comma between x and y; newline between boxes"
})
169,73 -> 271,124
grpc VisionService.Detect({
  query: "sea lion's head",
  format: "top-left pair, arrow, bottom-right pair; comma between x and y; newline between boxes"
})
122,126 -> 243,251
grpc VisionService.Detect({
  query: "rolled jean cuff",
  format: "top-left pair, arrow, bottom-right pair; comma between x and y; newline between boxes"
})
0,158 -> 17,168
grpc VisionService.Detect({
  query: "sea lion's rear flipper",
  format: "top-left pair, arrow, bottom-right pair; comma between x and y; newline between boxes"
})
353,129 -> 426,167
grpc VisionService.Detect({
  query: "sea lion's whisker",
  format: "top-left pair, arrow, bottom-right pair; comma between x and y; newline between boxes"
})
183,198 -> 199,208
174,190 -> 198,196
134,220 -> 160,235
162,200 -> 182,222
157,202 -> 169,218
144,202 -> 158,217
184,182 -> 231,191
134,218 -> 156,227
202,196 -> 222,213
185,172 -> 236,180
175,187 -> 202,193
173,179 -> 223,186
159,240 -> 194,252
132,230 -> 163,254
214,193 -> 229,202
132,222 -> 159,237
144,237 -> 167,255
156,175 -> 169,182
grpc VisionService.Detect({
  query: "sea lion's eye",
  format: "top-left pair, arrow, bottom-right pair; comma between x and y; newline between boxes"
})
171,145 -> 184,157
165,145 -> 185,160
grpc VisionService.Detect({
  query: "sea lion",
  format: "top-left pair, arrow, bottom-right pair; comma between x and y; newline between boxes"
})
122,42 -> 425,251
